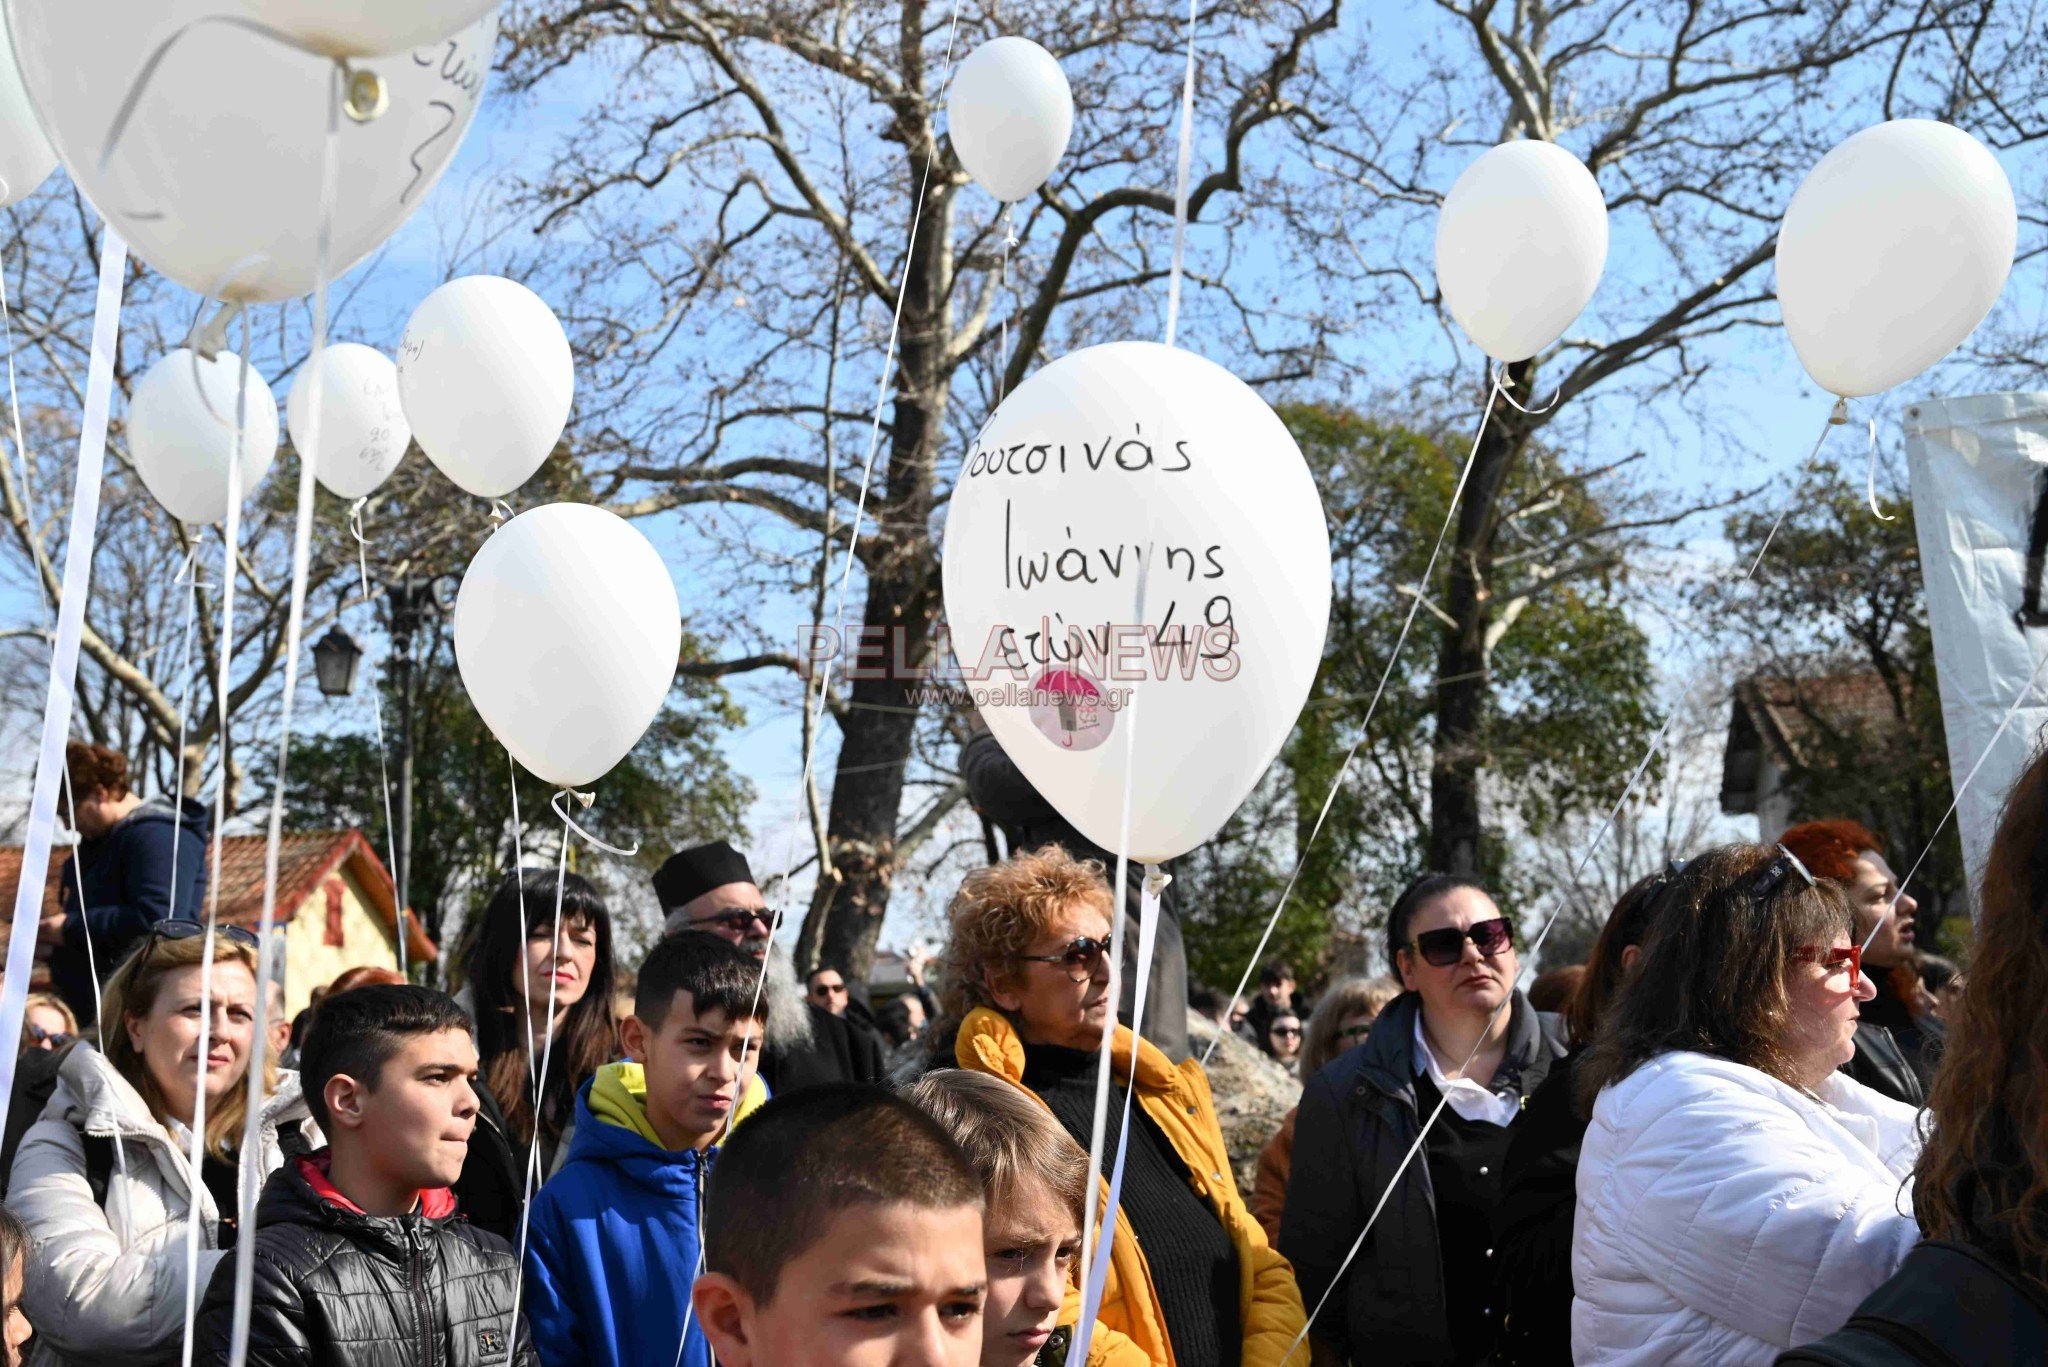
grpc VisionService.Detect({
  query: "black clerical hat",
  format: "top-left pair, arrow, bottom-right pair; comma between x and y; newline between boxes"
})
652,840 -> 757,910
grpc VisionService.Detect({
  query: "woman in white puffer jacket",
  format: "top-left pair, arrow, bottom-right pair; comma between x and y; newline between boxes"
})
7,925 -> 314,1366
1570,842 -> 1923,1366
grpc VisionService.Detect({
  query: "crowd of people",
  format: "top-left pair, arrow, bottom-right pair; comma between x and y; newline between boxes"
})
0,737 -> 2043,1364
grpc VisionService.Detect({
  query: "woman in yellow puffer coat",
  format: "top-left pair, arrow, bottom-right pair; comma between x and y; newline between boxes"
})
941,845 -> 1308,1366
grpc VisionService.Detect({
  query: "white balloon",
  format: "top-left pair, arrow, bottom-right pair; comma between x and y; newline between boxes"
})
5,4 -> 496,302
1777,119 -> 2016,399
127,348 -> 280,526
0,18 -> 54,207
454,503 -> 682,789
1435,141 -> 1608,363
287,342 -> 410,500
236,0 -> 499,57
948,37 -> 1073,203
398,276 -> 574,499
941,341 -> 1331,864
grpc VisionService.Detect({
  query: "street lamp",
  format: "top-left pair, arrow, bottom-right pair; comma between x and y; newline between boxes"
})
310,626 -> 364,699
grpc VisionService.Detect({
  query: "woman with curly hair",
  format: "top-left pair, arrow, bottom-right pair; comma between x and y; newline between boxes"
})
941,844 -> 1306,1367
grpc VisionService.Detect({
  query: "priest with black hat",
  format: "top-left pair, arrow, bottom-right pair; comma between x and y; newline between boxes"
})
652,839 -> 886,1093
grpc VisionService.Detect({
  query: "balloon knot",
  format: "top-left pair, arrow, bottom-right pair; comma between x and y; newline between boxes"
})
1828,397 -> 1850,427
488,499 -> 513,527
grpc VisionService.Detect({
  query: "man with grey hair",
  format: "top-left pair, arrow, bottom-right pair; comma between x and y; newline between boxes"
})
653,841 -> 884,1093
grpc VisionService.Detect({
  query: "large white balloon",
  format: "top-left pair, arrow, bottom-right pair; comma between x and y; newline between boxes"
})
0,19 -> 53,207
454,503 -> 682,789
4,4 -> 496,302
127,349 -> 280,526
948,37 -> 1073,203
1777,119 -> 2016,399
287,342 -> 411,500
237,1 -> 499,57
941,341 -> 1331,864
398,276 -> 574,499
1435,141 -> 1608,363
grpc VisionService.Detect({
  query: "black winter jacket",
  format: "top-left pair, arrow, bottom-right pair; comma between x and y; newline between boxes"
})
194,1152 -> 538,1367
1277,990 -> 1567,1365
52,795 -> 210,1024
1845,1022 -> 1926,1108
1492,1046 -> 1588,1366
1775,1240 -> 2048,1365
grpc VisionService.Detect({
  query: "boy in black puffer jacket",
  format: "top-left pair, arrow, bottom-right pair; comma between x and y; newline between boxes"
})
195,985 -> 537,1366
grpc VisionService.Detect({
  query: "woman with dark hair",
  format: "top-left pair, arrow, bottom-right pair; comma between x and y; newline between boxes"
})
1570,843 -> 1920,1365
1279,873 -> 1567,1365
1494,863 -> 1680,1366
452,867 -> 618,1243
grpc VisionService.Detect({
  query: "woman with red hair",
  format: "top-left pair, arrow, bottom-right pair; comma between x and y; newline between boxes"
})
1778,818 -> 1944,1105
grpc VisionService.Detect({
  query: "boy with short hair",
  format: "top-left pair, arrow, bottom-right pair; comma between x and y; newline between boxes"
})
522,931 -> 772,1367
194,984 -> 536,1367
692,1083 -> 989,1367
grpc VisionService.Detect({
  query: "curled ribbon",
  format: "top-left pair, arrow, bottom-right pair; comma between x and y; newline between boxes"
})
551,788 -> 640,857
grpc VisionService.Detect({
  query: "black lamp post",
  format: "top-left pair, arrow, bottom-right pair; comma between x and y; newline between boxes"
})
310,626 -> 364,699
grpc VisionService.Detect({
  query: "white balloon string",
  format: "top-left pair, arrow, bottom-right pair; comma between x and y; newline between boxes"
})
731,0 -> 967,1160
180,309 -> 252,1367
510,751 -> 537,1090
1863,412 -> 1892,522
1489,358 -> 1563,414
1067,864 -> 1167,1367
1861,640 -> 2048,957
162,545 -> 206,926
1161,0 -> 1199,349
1201,371 -> 1506,1068
549,787 -> 640,857
503,814 -> 571,1367
1279,401 -> 1844,1362
0,252 -> 47,620
0,227 -> 124,1157
346,500 -> 406,976
226,64 -> 341,1367
57,767 -> 131,1223
1068,548 -> 1152,1348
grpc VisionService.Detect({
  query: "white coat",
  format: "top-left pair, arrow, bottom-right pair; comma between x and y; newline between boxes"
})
1571,1049 -> 1923,1365
6,1042 -> 315,1366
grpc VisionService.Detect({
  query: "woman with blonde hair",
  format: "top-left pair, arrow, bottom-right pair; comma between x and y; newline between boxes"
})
9,923 -> 314,1365
942,844 -> 1306,1366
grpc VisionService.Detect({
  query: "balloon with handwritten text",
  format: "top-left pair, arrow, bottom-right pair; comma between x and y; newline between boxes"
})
288,342 -> 411,500
3,3 -> 496,302
942,342 -> 1331,863
240,0 -> 499,57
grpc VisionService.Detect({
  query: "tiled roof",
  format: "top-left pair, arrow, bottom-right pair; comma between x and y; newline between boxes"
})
0,829 -> 435,961
1722,670 -> 1910,814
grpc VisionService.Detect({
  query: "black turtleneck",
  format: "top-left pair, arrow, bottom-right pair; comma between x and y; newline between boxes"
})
1022,1041 -> 1241,1367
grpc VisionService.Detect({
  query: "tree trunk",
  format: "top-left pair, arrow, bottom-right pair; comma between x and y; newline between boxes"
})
808,178 -> 955,982
1428,359 -> 1536,873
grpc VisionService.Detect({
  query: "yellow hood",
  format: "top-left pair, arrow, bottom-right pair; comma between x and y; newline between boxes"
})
586,1059 -> 768,1149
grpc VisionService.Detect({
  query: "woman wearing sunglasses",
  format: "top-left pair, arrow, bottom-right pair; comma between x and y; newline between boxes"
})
452,867 -> 618,1244
1279,874 -> 1567,1366
10,922 -> 316,1365
1569,843 -> 1920,1365
944,845 -> 1308,1366
1250,975 -> 1401,1244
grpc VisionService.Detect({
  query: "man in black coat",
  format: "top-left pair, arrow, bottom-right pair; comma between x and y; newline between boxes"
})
653,840 -> 885,1093
196,984 -> 537,1366
42,741 -> 209,1025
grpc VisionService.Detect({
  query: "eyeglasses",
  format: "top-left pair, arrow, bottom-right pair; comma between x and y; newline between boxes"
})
1270,1025 -> 1302,1038
1795,943 -> 1864,984
1411,917 -> 1514,968
811,981 -> 848,996
25,1023 -> 72,1048
691,906 -> 780,938
1749,845 -> 1817,902
1336,1022 -> 1374,1043
1017,936 -> 1110,983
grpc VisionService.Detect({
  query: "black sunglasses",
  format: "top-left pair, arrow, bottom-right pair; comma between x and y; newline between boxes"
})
691,906 -> 780,937
1017,936 -> 1110,983
1411,917 -> 1514,968
141,919 -> 259,965
1270,1025 -> 1303,1038
1748,845 -> 1817,903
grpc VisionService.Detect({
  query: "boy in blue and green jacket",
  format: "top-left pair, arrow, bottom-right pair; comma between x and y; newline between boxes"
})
523,932 -> 769,1367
